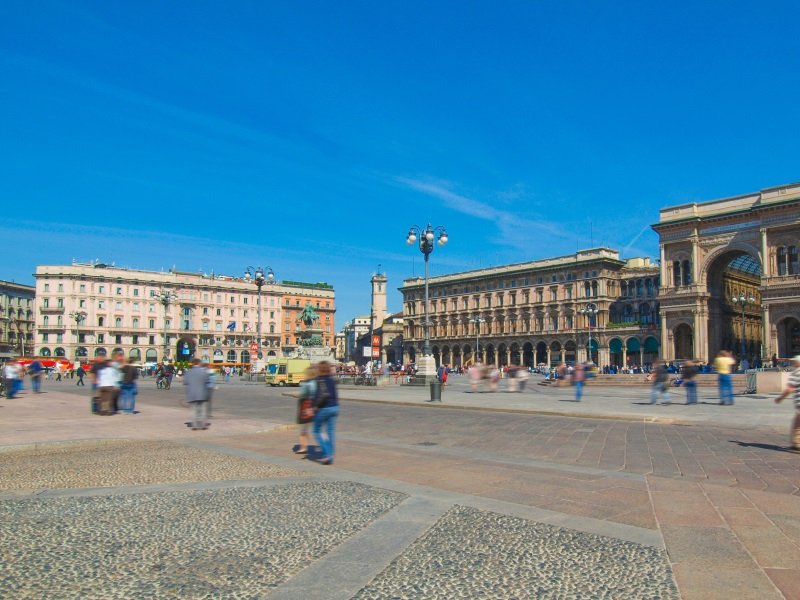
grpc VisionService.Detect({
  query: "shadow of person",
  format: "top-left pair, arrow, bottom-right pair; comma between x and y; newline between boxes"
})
731,441 -> 798,453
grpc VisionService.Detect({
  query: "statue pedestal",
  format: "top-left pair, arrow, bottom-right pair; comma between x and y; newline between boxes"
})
407,354 -> 437,386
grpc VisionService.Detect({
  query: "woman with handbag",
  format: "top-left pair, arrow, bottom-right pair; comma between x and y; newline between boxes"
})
295,365 -> 317,454
312,361 -> 339,465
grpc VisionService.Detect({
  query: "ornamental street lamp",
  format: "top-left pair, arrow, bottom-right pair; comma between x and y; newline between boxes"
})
158,289 -> 178,362
579,303 -> 599,364
731,293 -> 755,363
471,316 -> 486,365
244,266 -> 275,360
69,310 -> 87,362
406,224 -> 448,360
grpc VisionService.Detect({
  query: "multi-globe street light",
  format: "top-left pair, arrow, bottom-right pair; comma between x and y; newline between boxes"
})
579,302 -> 599,364
69,310 -> 87,362
471,316 -> 486,365
158,289 -> 178,362
731,293 -> 755,363
244,266 -> 274,361
406,224 -> 448,362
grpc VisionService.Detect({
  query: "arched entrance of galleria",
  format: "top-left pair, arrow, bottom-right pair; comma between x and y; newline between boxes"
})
654,183 -> 800,364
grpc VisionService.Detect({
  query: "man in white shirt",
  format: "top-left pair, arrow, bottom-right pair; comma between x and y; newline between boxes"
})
3,360 -> 20,398
775,355 -> 800,451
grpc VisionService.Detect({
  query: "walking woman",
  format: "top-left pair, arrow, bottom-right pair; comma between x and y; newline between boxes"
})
312,361 -> 339,465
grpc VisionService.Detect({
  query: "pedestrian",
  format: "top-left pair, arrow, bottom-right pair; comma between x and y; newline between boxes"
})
76,364 -> 86,386
469,362 -> 482,392
516,366 -> 529,392
295,365 -> 318,454
94,357 -> 121,415
119,358 -> 139,414
714,350 -> 736,405
572,362 -> 586,401
206,364 -> 217,418
489,366 -> 500,392
774,355 -> 800,451
4,359 -> 21,398
109,351 -> 125,413
183,358 -> 211,430
312,361 -> 339,465
28,359 -> 44,394
650,360 -> 671,405
682,360 -> 698,404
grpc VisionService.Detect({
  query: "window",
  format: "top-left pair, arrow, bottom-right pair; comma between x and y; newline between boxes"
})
99,286 -> 105,294
56,333 -> 63,342
202,322 -> 209,331
58,283 -> 64,292
550,287 -> 557,301
43,315 -> 49,326
41,333 -> 48,342
230,296 -> 235,303
133,289 -> 139,296
79,284 -> 85,292
79,299 -> 86,308
215,323 -> 221,331
132,318 -> 139,328
243,298 -> 248,305
536,289 -> 543,303
98,317 -> 104,326
44,283 -> 50,292
149,319 -> 155,328
57,315 -> 62,326
98,334 -> 105,343
203,307 -> 208,315
149,335 -> 155,344
115,335 -> 122,344
216,309 -> 221,316
230,309 -> 235,317
116,287 -> 122,295
270,324 -> 275,333
565,286 -> 573,300
115,317 -> 122,327
165,319 -> 171,328
149,304 -> 155,312
270,311 -> 274,319
57,298 -> 64,308
132,335 -> 138,344
243,310 -> 248,317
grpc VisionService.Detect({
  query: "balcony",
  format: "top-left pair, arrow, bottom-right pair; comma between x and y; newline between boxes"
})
40,306 -> 65,314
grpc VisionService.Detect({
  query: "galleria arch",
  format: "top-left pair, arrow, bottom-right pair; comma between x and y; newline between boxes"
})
654,183 -> 800,364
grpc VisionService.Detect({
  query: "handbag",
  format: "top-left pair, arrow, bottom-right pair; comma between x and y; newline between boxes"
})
299,398 -> 314,423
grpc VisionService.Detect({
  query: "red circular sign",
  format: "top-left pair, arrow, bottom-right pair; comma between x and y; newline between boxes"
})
249,343 -> 258,353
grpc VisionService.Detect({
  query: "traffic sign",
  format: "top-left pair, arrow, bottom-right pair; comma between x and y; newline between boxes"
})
249,342 -> 258,353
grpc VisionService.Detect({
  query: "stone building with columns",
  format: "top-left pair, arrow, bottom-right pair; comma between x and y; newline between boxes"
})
653,182 -> 800,364
400,248 -> 662,369
0,280 -> 35,359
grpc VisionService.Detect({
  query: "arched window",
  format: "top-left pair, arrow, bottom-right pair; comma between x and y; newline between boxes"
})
636,280 -> 644,297
98,316 -> 104,326
40,347 -> 51,356
639,303 -> 652,325
132,318 -> 139,329
226,350 -> 236,362
591,281 -> 598,297
682,260 -> 692,285
95,347 -> 107,357
269,323 -> 275,333
115,317 -> 122,327
43,315 -> 49,326
54,347 -> 66,357
672,261 -> 681,287
777,246 -> 787,276
646,279 -> 654,296
584,282 -> 591,297
789,246 -> 799,275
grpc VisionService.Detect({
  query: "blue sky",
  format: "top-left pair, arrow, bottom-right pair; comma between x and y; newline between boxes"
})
2,1 -> 798,325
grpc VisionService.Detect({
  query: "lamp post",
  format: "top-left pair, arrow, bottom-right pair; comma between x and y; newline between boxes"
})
579,303 -> 599,364
158,289 -> 178,362
69,310 -> 87,363
244,266 -> 274,361
406,224 -> 448,365
471,316 -> 486,365
731,293 -> 755,363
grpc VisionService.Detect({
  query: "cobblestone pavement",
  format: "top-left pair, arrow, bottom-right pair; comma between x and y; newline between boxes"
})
353,505 -> 678,600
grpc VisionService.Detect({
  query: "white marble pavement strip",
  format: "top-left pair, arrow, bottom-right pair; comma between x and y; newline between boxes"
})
267,495 -> 452,600
182,439 -> 664,548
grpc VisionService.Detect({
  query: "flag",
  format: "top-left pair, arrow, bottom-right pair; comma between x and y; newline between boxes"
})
227,322 -> 236,331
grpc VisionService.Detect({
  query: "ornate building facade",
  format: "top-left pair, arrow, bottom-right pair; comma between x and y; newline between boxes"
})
0,280 -> 35,359
400,248 -> 661,369
653,182 -> 800,363
33,262 -> 335,364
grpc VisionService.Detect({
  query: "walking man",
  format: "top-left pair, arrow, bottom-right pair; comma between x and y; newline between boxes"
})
184,358 -> 211,430
774,355 -> 800,451
714,350 -> 736,405
650,360 -> 671,405
682,360 -> 698,404
572,362 -> 586,401
28,359 -> 44,394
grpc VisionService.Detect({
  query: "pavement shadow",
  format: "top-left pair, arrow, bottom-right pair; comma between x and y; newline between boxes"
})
730,441 -> 798,453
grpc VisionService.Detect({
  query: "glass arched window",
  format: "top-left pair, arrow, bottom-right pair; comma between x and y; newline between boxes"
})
789,246 -> 799,275
115,317 -> 122,327
40,347 -> 51,356
43,316 -> 49,326
98,316 -> 104,326
777,247 -> 787,276
54,347 -> 66,357
672,261 -> 681,287
269,323 -> 275,333
132,318 -> 139,329
227,350 -> 236,362
682,260 -> 692,285
591,281 -> 598,297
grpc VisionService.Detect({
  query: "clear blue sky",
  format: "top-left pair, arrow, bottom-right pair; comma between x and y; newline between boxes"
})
2,1 -> 798,325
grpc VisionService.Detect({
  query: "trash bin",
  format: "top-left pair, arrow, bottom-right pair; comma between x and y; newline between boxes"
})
429,380 -> 442,402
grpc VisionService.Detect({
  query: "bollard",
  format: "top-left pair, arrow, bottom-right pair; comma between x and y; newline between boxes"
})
429,380 -> 442,402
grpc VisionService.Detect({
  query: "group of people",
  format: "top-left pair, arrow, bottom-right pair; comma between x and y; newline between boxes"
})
295,361 -> 339,465
90,352 -> 141,415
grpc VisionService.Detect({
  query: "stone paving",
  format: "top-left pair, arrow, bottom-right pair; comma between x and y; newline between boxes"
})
2,384 -> 799,599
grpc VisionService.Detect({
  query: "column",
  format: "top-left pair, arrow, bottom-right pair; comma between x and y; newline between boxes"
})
760,228 -> 770,277
691,233 -> 699,285
762,304 -> 771,361
560,348 -> 566,363
546,348 -> 551,366
505,348 -> 511,366
660,244 -> 667,284
622,348 -> 628,367
660,313 -> 669,360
